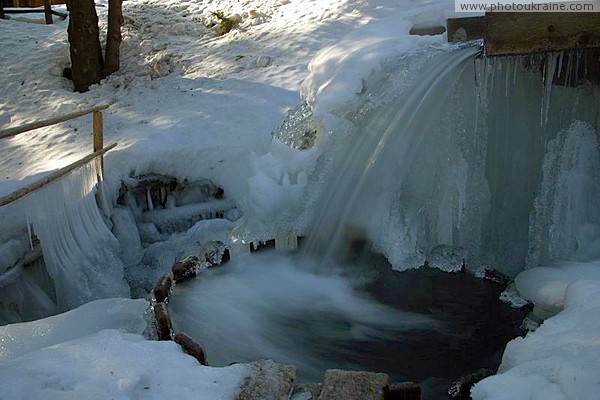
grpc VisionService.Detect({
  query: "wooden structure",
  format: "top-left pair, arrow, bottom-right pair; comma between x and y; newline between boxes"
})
446,12 -> 600,84
0,104 -> 116,207
0,0 -> 67,24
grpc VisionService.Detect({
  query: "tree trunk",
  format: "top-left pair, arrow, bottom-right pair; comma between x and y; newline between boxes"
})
104,0 -> 123,76
67,0 -> 104,93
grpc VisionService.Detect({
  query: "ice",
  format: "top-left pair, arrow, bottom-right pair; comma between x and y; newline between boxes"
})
0,329 -> 247,400
527,121 -> 600,267
18,163 -> 130,311
0,298 -> 148,362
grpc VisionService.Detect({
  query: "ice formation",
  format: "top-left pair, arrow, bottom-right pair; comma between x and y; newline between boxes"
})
291,42 -> 600,276
3,163 -> 129,314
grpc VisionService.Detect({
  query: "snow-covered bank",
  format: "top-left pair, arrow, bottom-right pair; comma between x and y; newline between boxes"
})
0,298 -> 248,400
473,274 -> 600,400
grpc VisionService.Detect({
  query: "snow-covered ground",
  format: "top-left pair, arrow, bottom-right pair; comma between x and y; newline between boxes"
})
2,0 -> 600,399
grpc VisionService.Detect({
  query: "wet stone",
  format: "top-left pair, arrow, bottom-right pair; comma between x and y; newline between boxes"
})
385,381 -> 421,400
236,359 -> 296,400
154,302 -> 172,341
174,332 -> 207,365
172,256 -> 202,283
153,275 -> 172,303
291,383 -> 323,400
319,370 -> 389,400
448,368 -> 495,399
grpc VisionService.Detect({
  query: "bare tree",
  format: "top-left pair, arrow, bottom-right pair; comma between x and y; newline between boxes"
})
104,0 -> 123,76
67,0 -> 104,93
66,0 -> 124,93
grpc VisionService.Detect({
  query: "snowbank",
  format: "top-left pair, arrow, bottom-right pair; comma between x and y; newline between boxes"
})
0,298 -> 148,362
515,261 -> 600,318
0,329 -> 247,400
473,280 -> 600,400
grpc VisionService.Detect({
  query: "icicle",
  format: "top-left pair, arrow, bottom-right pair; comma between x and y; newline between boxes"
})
26,215 -> 34,250
146,188 -> 154,211
540,52 -> 559,131
21,162 -> 129,311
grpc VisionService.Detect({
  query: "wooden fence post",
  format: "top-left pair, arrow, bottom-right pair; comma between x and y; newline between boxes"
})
44,0 -> 52,24
93,110 -> 104,177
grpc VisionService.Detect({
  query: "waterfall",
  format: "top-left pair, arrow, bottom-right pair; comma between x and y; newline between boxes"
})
300,46 -> 600,275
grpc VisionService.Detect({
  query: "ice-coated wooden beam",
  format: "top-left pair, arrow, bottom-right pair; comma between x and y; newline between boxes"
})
484,12 -> 600,56
0,104 -> 110,140
0,142 -> 118,207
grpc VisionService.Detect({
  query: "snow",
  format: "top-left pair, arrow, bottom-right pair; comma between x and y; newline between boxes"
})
472,280 -> 600,400
0,298 -> 148,362
1,0 -> 600,399
0,329 -> 247,400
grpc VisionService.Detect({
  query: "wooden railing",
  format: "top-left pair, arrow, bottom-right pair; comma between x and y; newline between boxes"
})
0,104 -> 117,207
0,0 -> 68,24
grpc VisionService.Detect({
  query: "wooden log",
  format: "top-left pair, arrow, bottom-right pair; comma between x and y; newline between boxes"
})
0,142 -> 117,207
43,0 -> 52,24
0,104 -> 110,140
447,16 -> 485,43
485,12 -> 600,56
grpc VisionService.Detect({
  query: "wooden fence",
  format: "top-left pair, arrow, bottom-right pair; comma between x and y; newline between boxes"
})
0,104 -> 117,207
0,0 -> 68,24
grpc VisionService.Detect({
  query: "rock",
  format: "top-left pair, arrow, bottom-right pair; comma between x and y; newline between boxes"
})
292,383 -> 322,399
319,370 -> 389,400
154,303 -> 172,341
385,382 -> 421,400
174,332 -> 207,365
172,256 -> 201,283
448,368 -> 495,399
236,360 -> 296,400
153,275 -> 172,303
248,10 -> 259,19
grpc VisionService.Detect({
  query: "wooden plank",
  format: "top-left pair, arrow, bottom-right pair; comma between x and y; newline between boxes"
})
485,12 -> 600,56
0,142 -> 118,207
447,16 -> 485,43
0,104 -> 110,140
410,25 -> 446,36
1,7 -> 46,13
93,110 -> 104,175
43,0 -> 51,24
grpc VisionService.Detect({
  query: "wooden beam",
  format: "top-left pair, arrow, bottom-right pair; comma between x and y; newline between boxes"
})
93,110 -> 104,175
43,0 -> 52,24
485,12 -> 600,56
0,142 -> 117,207
447,16 -> 485,43
0,104 -> 110,140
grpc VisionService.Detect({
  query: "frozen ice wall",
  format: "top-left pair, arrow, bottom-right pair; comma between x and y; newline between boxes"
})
2,162 -> 130,316
296,42 -> 600,275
